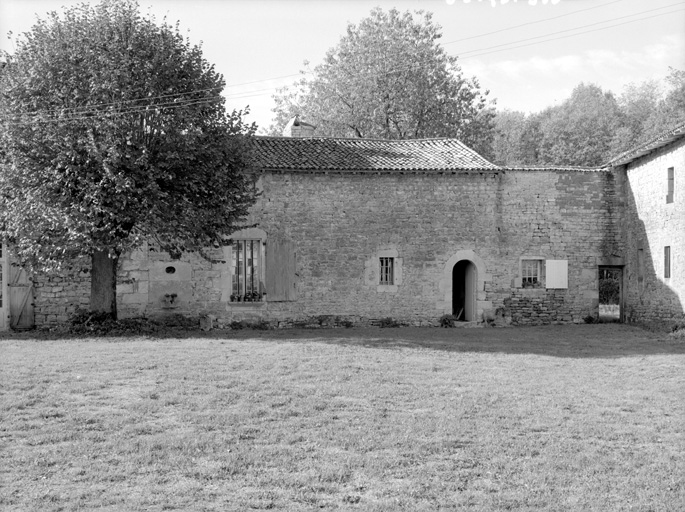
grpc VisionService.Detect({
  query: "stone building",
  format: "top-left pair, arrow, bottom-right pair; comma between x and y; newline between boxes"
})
3,121 -> 684,329
608,123 -> 684,323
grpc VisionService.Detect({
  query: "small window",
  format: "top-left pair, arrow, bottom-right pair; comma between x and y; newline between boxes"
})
665,246 -> 671,279
521,259 -> 542,288
666,167 -> 674,203
231,240 -> 263,302
379,257 -> 394,285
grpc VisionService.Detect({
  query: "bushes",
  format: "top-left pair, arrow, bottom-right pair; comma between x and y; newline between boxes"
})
439,314 -> 460,328
68,310 -> 166,335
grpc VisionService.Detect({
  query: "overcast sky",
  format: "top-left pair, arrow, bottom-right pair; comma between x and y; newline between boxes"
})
1,0 -> 684,132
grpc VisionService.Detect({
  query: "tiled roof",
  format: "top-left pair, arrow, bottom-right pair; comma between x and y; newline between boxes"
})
500,166 -> 605,172
607,121 -> 685,166
251,136 -> 499,172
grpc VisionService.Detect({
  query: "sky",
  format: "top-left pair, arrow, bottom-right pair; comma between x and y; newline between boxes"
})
1,0 -> 684,133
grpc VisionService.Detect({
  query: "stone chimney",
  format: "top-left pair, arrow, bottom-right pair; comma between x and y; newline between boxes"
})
282,115 -> 316,138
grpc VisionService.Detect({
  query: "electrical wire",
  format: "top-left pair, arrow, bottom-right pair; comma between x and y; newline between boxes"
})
1,2 -> 682,125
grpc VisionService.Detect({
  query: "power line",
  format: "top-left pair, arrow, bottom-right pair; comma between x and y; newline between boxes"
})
456,5 -> 685,58
441,0 -> 628,46
1,87 -> 224,118
220,1 -> 682,95
1,97 -> 219,126
2,2 -> 681,124
459,7 -> 685,60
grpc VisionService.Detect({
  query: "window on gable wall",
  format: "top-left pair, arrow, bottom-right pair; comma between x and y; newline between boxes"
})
379,257 -> 394,285
667,167 -> 674,203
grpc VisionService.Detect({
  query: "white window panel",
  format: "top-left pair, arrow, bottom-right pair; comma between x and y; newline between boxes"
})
545,260 -> 568,289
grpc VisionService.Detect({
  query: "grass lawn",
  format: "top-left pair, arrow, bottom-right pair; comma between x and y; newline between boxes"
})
1,324 -> 684,511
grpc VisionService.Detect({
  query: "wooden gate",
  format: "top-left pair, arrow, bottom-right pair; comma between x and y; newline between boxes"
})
9,262 -> 34,330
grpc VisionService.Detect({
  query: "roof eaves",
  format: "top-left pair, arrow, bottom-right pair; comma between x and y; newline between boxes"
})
606,121 -> 685,167
253,166 -> 502,173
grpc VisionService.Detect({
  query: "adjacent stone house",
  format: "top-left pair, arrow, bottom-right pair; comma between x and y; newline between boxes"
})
4,120 -> 684,329
608,123 -> 684,323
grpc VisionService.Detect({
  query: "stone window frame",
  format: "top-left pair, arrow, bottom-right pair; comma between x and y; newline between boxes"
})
664,246 -> 671,279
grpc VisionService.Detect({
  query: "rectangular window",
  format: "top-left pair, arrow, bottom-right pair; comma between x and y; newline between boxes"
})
637,248 -> 644,283
664,246 -> 671,279
666,167 -> 674,203
521,259 -> 541,288
231,240 -> 262,301
379,257 -> 394,285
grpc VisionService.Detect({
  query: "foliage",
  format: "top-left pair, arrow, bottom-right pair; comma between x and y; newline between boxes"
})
491,110 -> 528,166
599,271 -> 620,305
536,83 -> 623,167
494,69 -> 685,167
269,8 -> 496,158
66,309 -> 201,335
0,0 -> 257,314
377,317 -> 401,328
439,314 -> 459,328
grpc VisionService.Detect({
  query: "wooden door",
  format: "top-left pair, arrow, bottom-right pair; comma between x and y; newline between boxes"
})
9,263 -> 34,330
0,245 -> 7,330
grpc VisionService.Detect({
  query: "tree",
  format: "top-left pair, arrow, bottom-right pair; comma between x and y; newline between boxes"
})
492,110 -> 528,166
641,67 -> 685,141
0,0 -> 257,317
269,8 -> 496,158
537,83 -> 623,167
611,79 -> 661,155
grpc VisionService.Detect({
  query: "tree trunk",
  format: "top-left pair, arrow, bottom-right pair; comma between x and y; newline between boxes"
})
90,249 -> 118,318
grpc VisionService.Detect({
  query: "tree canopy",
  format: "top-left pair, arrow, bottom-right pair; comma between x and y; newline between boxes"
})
491,69 -> 685,167
270,8 -> 496,158
0,0 -> 257,316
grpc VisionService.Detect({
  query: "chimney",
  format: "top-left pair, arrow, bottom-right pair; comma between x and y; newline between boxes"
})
282,115 -> 316,138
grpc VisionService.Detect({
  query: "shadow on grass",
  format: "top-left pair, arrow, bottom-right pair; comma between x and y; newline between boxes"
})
4,323 -> 684,359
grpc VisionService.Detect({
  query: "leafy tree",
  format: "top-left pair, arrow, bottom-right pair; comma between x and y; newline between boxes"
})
537,83 -> 623,167
0,0 -> 257,317
641,67 -> 685,141
611,79 -> 661,155
270,7 -> 496,158
492,110 -> 528,166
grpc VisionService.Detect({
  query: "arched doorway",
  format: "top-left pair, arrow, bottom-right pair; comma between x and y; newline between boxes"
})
452,260 -> 476,321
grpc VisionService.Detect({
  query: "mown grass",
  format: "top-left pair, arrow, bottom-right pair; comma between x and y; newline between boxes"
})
1,324 -> 684,511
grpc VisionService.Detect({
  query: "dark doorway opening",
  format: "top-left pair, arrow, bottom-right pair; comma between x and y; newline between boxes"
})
452,260 -> 476,321
598,266 -> 623,322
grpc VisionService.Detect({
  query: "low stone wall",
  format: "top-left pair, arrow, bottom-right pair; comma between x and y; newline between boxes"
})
33,264 -> 90,326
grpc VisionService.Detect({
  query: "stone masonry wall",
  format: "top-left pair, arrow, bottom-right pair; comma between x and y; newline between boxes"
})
32,167 -> 623,328
33,262 -> 90,326
240,168 -> 619,326
620,137 -> 685,323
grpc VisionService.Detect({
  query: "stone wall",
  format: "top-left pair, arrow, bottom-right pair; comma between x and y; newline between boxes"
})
33,263 -> 90,326
31,167 -> 625,328
620,137 -> 685,323
238,167 -> 619,326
